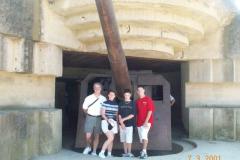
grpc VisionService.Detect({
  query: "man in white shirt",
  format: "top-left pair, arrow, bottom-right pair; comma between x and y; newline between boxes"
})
82,82 -> 107,156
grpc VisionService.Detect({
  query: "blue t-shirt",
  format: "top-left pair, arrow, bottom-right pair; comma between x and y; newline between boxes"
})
101,100 -> 119,120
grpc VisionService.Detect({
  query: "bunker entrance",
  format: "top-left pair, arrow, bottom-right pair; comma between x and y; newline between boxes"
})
55,51 -> 186,155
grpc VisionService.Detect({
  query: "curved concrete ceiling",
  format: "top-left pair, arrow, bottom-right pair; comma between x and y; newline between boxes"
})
50,0 -> 229,59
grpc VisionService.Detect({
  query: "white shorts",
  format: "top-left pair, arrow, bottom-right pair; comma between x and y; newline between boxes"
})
101,120 -> 118,134
120,126 -> 133,143
137,123 -> 151,143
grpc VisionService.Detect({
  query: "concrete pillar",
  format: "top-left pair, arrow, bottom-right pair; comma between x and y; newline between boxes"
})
0,33 -> 63,158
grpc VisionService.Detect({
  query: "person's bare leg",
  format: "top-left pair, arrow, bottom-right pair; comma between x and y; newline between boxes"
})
127,143 -> 132,153
142,139 -> 148,152
85,133 -> 92,147
107,134 -> 114,153
93,133 -> 99,152
123,142 -> 127,154
101,132 -> 114,152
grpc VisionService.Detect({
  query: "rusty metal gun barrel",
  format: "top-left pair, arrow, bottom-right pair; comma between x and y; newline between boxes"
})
95,0 -> 131,97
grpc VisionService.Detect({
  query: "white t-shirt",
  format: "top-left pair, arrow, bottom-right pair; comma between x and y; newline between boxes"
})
82,94 -> 107,116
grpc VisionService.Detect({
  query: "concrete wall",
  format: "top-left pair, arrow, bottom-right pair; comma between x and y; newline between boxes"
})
189,108 -> 239,141
0,0 -> 40,40
184,58 -> 240,141
224,15 -> 240,58
186,83 -> 240,108
182,14 -> 240,141
184,57 -> 240,141
0,1 -> 63,158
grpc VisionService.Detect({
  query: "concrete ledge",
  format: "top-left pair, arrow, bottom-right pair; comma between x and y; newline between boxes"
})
0,71 -> 55,109
0,33 -> 63,76
0,108 -> 62,160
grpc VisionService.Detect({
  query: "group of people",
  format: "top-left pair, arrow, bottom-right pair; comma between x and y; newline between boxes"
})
81,82 -> 155,159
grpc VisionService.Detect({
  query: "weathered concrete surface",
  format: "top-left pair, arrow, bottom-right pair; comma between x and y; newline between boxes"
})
188,59 -> 234,83
188,60 -> 212,82
213,108 -> 235,140
39,109 -> 62,155
0,34 -> 62,76
185,82 -> 240,108
0,0 -> 40,40
33,43 -> 62,77
0,35 -> 34,73
0,109 -> 62,160
183,28 -> 224,60
184,54 -> 240,141
40,0 -> 84,50
224,15 -> 240,58
189,108 -> 240,141
233,58 -> 240,82
212,59 -> 233,82
189,108 -> 213,140
0,71 -> 55,109
237,109 -> 240,141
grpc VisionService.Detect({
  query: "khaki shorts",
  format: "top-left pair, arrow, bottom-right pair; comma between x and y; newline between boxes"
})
84,115 -> 102,134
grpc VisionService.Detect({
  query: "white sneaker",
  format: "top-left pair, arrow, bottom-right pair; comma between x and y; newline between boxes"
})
99,152 -> 106,159
107,152 -> 113,158
122,153 -> 128,157
83,147 -> 91,155
107,154 -> 113,158
128,153 -> 135,157
91,152 -> 97,156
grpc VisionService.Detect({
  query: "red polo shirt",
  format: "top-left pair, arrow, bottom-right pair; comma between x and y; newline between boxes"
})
136,96 -> 155,127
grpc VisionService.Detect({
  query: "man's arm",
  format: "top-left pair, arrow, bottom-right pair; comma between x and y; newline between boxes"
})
118,114 -> 126,129
143,111 -> 152,127
101,107 -> 108,121
121,114 -> 134,123
143,98 -> 154,127
120,102 -> 135,123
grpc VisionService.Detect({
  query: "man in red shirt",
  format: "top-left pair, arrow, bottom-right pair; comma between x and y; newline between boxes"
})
136,86 -> 155,159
